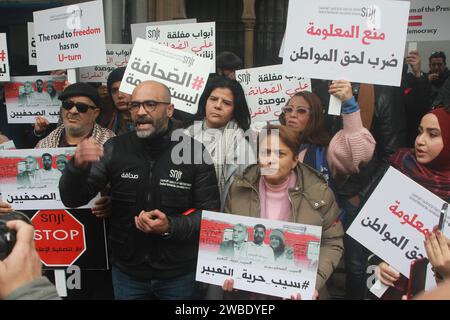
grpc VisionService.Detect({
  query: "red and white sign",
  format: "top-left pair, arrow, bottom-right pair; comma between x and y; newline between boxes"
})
406,0 -> 450,42
31,210 -> 86,267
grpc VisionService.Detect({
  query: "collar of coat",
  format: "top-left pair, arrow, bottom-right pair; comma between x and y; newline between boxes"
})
234,163 -> 331,211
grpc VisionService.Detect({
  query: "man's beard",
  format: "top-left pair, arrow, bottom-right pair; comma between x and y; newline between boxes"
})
135,115 -> 168,139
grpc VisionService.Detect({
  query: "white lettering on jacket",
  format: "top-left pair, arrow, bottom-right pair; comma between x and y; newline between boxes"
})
121,172 -> 139,180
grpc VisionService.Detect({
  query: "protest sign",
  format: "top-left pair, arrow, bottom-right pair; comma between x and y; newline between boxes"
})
4,75 -> 66,124
0,33 -> 10,82
406,0 -> 450,42
79,44 -> 132,83
33,0 -> 107,72
347,167 -> 450,278
32,209 -> 86,267
146,22 -> 216,73
131,18 -> 197,44
283,0 -> 410,87
28,22 -> 37,66
0,140 -> 16,150
120,38 -> 212,114
196,211 -> 322,300
0,148 -> 97,210
236,65 -> 311,129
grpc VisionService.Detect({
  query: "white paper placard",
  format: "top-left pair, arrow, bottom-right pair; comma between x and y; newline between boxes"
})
131,19 -> 197,44
406,0 -> 450,42
33,0 -> 107,72
120,38 -> 212,115
146,22 -> 216,73
0,33 -> 10,82
283,0 -> 410,87
28,22 -> 37,66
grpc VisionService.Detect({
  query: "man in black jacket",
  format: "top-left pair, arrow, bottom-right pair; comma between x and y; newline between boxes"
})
59,80 -> 220,300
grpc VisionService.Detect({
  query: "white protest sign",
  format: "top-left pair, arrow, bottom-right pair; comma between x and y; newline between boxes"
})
0,33 -> 10,82
347,167 -> 450,278
33,0 -> 107,72
197,211 -> 322,300
0,140 -> 16,151
4,75 -> 67,124
79,44 -> 132,83
120,38 -> 212,115
236,65 -> 311,128
146,22 -> 216,73
131,19 -> 197,44
28,22 -> 37,66
406,0 -> 450,42
0,148 -> 98,210
279,35 -> 285,59
283,0 -> 410,87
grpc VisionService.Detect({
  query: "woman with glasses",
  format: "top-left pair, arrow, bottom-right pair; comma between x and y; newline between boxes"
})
185,76 -> 256,208
280,80 -> 376,189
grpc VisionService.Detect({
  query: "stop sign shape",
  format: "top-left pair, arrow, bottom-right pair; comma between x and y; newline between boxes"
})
31,210 -> 86,267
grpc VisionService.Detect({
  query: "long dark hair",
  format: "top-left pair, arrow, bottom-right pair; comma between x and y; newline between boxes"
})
190,76 -> 251,131
280,91 -> 331,146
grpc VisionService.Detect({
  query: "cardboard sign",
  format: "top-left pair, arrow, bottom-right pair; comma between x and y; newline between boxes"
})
197,211 -> 322,300
0,33 -> 10,82
79,44 -> 132,83
33,0 -> 107,72
347,167 -> 450,277
283,0 -> 410,87
120,38 -> 212,114
146,22 -> 216,73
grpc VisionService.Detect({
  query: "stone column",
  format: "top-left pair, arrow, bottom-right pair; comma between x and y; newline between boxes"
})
130,0 -> 149,23
242,0 -> 256,68
148,0 -> 157,22
103,0 -> 124,43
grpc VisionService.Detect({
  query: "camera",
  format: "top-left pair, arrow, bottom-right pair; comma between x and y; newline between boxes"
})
0,211 -> 32,261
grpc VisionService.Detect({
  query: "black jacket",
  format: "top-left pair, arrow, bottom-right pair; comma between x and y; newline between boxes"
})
59,121 -> 220,280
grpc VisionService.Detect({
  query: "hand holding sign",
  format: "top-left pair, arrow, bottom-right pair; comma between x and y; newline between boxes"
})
0,201 -> 13,215
329,80 -> 353,103
376,262 -> 401,287
74,138 -> 104,169
34,116 -> 50,135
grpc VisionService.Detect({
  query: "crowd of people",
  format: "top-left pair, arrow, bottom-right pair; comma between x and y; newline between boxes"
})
0,48 -> 449,301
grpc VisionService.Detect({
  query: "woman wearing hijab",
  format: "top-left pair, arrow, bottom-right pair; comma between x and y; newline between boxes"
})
373,107 -> 450,297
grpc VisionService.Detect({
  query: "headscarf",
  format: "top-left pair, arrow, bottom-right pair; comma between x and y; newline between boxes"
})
389,108 -> 450,201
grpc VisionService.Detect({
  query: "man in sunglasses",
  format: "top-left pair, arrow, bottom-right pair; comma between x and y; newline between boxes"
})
59,80 -> 220,300
36,83 -> 115,148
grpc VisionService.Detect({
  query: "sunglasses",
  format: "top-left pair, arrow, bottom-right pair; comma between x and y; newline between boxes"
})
282,106 -> 311,116
62,100 -> 98,113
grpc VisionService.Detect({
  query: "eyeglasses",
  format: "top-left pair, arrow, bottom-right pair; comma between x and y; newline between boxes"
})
127,100 -> 171,113
62,100 -> 98,113
282,106 -> 311,116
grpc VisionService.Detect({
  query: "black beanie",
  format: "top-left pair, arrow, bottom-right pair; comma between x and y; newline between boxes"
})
107,67 -> 127,98
59,83 -> 101,108
216,51 -> 243,70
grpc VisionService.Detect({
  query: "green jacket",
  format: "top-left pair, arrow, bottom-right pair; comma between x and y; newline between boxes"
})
224,163 -> 344,290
